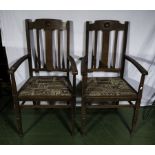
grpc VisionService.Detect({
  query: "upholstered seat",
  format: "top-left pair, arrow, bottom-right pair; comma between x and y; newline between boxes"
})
18,76 -> 72,99
84,77 -> 137,98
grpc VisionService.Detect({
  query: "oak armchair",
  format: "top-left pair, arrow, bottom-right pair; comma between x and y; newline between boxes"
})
9,19 -> 78,136
81,20 -> 148,134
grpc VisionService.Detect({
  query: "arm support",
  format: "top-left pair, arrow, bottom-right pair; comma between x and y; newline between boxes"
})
80,56 -> 88,95
125,55 -> 148,99
9,54 -> 30,74
67,55 -> 78,97
67,55 -> 78,75
9,54 -> 30,96
125,55 -> 148,75
81,56 -> 87,75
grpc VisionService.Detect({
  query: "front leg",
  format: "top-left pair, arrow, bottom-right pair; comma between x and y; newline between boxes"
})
13,98 -> 23,136
81,99 -> 86,135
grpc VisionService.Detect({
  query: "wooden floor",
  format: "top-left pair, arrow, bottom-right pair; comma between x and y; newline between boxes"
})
0,86 -> 155,144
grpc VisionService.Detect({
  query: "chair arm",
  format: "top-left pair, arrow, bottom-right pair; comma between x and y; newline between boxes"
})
9,54 -> 30,74
125,55 -> 148,75
67,55 -> 78,75
80,56 -> 87,75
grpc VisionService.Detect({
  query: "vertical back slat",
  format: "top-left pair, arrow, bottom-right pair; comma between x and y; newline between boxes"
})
58,30 -> 61,69
54,31 -> 57,69
86,22 -> 90,59
101,31 -> 110,67
37,30 -> 43,69
91,49 -> 94,68
36,29 -> 41,69
112,30 -> 118,68
93,30 -> 98,69
45,30 -> 53,70
121,22 -> 129,77
67,21 -> 70,77
31,30 -> 38,70
25,19 -> 33,76
62,57 -> 65,69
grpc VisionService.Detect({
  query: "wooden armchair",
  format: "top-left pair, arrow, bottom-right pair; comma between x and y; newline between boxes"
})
81,20 -> 148,134
9,19 -> 78,136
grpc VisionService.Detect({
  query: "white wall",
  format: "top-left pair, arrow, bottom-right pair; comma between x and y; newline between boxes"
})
0,10 -> 155,106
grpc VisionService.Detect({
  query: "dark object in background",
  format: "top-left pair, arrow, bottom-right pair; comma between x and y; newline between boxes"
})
0,30 -> 10,83
0,29 -> 12,111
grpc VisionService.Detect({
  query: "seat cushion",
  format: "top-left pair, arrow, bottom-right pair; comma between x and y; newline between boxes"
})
84,77 -> 137,98
18,76 -> 72,99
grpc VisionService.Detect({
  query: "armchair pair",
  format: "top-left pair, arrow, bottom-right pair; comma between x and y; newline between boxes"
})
9,19 -> 148,136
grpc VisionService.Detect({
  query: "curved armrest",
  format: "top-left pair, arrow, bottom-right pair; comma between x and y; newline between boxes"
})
81,56 -> 87,75
67,55 -> 78,75
9,54 -> 30,74
125,55 -> 148,75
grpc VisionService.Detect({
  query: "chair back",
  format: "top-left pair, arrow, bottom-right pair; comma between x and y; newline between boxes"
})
85,20 -> 128,73
25,19 -> 71,73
